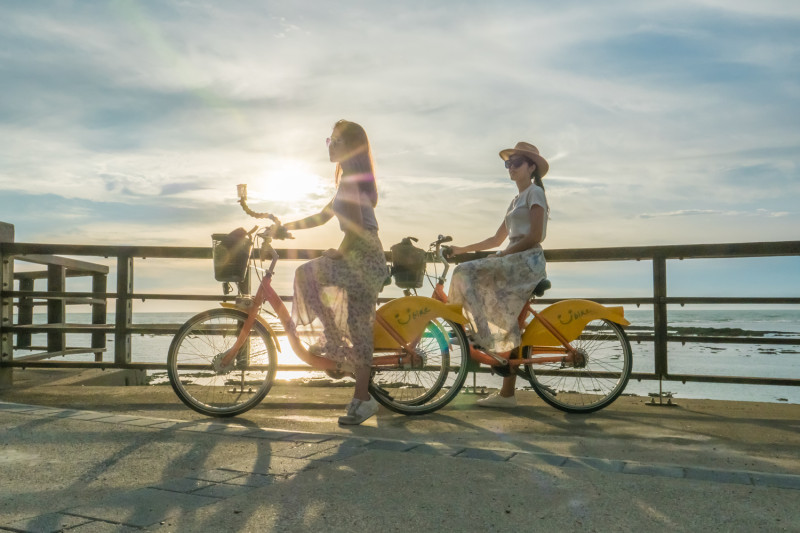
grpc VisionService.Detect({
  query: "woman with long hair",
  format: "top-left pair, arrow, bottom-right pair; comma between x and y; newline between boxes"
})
282,120 -> 387,425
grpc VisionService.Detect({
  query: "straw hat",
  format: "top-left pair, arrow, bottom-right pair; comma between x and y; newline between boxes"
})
499,142 -> 549,178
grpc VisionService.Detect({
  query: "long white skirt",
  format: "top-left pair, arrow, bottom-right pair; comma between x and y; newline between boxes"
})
448,248 -> 546,352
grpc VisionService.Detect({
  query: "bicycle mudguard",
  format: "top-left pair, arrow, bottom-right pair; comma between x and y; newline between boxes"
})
373,296 -> 467,349
521,299 -> 630,347
219,303 -> 282,352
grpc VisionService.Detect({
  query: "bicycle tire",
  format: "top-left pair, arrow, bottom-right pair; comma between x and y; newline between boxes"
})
524,318 -> 632,414
167,308 -> 278,417
369,318 -> 469,416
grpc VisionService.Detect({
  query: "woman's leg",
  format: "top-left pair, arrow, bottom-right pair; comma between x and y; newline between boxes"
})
293,259 -> 343,346
499,374 -> 517,397
353,365 -> 371,401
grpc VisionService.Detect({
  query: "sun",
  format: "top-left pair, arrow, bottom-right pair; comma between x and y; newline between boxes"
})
249,159 -> 331,208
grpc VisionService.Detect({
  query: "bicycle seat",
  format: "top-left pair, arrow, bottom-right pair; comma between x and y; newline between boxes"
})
532,278 -> 551,298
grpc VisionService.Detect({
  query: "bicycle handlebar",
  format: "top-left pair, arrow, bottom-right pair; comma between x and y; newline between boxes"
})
431,234 -> 452,282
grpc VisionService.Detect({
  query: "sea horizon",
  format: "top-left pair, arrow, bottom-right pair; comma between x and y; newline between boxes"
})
15,308 -> 800,405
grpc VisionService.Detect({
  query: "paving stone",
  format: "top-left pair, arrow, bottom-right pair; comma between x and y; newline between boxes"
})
363,440 -> 417,452
147,421 -> 185,430
176,423 -> 228,434
187,468 -> 245,483
272,441 -> 338,459
509,452 -> 568,467
49,409 -> 85,418
324,436 -> 373,448
91,414 -> 144,424
149,477 -> 215,493
684,467 -> 754,486
220,474 -> 276,487
280,432 -> 333,443
407,443 -> 466,456
244,428 -> 299,440
750,472 -> 800,490
0,402 -> 41,411
562,456 -> 626,473
456,448 -> 516,462
305,445 -> 367,462
213,425 -> 262,436
19,408 -> 67,417
67,519 -> 141,532
623,462 -> 686,479
5,512 -> 92,532
65,488 -> 217,528
192,482 -> 258,499
121,417 -> 167,427
61,411 -> 120,421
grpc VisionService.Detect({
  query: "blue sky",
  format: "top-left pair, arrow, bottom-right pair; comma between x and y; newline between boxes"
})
1,0 -> 798,308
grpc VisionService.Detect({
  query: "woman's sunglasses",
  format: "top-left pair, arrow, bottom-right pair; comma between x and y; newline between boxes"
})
504,157 -> 531,169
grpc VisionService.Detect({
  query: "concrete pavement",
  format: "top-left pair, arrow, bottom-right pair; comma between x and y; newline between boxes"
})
1,370 -> 799,532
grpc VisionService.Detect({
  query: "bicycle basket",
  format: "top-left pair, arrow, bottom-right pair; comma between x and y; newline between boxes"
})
390,237 -> 426,289
212,228 -> 253,283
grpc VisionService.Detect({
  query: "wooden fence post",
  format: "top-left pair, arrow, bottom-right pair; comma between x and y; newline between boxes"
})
91,273 -> 107,361
115,253 -> 133,364
0,222 -> 14,386
47,264 -> 66,354
652,252 -> 669,379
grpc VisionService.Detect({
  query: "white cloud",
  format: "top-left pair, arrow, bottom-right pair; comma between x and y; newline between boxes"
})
0,0 -> 798,254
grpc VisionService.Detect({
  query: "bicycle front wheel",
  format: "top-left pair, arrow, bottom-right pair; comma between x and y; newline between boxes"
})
167,308 -> 278,417
370,318 -> 469,416
524,319 -> 632,414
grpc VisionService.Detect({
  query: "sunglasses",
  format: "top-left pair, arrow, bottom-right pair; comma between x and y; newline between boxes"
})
326,137 -> 342,147
504,157 -> 531,169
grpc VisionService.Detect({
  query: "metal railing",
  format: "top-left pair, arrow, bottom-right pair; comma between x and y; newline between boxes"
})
1,235 -> 799,390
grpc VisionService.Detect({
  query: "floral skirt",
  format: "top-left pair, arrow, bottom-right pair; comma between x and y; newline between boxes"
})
448,248 -> 546,352
291,230 -> 387,367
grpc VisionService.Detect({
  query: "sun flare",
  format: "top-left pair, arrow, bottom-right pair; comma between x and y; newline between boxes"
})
250,159 -> 331,208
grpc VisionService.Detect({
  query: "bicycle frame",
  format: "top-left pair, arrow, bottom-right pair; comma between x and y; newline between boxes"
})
217,235 -> 440,373
218,230 -> 629,378
427,240 -> 630,371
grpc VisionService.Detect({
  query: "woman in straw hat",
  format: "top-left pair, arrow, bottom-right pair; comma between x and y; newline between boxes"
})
447,141 -> 550,408
282,120 -> 387,425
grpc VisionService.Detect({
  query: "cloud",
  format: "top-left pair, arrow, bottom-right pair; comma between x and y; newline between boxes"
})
638,208 -> 791,219
0,0 -> 798,253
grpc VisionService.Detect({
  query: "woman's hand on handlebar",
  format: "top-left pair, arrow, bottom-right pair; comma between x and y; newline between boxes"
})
267,224 -> 293,240
445,245 -> 465,257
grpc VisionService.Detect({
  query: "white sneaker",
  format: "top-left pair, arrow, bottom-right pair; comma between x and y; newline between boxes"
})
476,392 -> 517,408
338,395 -> 379,425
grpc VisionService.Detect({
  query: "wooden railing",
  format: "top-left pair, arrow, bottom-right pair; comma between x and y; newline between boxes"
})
1,230 -> 799,390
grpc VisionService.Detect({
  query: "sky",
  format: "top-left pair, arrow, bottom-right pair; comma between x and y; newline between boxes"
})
1,0 -> 798,308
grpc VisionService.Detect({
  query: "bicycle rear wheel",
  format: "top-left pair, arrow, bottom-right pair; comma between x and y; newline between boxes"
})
370,318 -> 469,415
524,319 -> 632,414
168,308 -> 278,417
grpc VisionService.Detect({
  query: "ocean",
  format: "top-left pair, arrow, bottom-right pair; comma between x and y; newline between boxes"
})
16,308 -> 800,405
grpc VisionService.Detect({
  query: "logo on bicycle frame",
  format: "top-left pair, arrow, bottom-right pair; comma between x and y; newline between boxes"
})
395,306 -> 432,325
558,307 -> 591,326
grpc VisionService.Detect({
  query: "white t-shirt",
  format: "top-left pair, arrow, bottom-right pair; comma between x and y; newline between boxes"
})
504,184 -> 548,249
